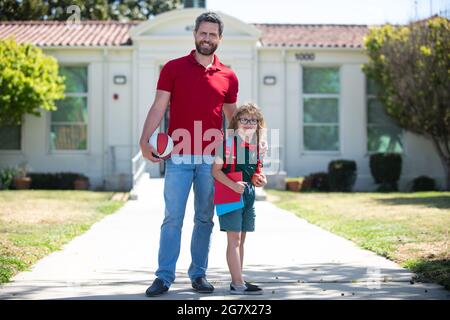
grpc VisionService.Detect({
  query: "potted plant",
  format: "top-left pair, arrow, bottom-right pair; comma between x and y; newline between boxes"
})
12,164 -> 31,190
286,177 -> 302,192
74,174 -> 90,190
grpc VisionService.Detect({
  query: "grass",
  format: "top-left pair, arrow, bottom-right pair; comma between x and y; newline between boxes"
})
266,190 -> 450,289
0,190 -> 127,284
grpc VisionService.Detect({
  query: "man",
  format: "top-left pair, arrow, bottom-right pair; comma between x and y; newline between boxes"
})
139,12 -> 238,297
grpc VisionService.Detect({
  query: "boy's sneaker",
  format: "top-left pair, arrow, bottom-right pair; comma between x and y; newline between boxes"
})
244,281 -> 261,290
230,282 -> 263,295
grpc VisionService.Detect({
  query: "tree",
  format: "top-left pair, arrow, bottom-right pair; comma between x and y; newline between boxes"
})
0,0 -> 181,21
46,0 -> 110,21
108,0 -> 182,21
0,38 -> 65,126
363,17 -> 450,190
0,0 -> 48,21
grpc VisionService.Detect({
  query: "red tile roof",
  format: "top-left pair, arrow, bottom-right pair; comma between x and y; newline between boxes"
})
0,20 -> 369,48
254,23 -> 369,48
0,21 -> 138,47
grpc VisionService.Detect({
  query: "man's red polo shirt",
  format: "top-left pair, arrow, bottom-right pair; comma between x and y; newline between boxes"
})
157,49 -> 238,155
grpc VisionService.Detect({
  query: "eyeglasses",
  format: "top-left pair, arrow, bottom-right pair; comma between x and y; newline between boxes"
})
239,118 -> 258,125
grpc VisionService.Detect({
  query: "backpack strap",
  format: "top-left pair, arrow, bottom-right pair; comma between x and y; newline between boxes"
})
223,135 -> 237,173
230,135 -> 237,173
255,132 -> 262,174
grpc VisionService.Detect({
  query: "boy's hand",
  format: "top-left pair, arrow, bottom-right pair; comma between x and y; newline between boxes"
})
232,181 -> 247,194
252,173 -> 267,187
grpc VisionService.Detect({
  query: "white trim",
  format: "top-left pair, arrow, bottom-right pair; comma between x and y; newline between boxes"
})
129,8 -> 261,39
63,93 -> 88,98
39,45 -> 363,52
41,46 -> 135,51
300,151 -> 342,156
302,93 -> 340,99
282,49 -> 287,172
132,35 -> 259,42
258,46 -> 364,52
131,45 -> 138,169
102,49 -> 109,184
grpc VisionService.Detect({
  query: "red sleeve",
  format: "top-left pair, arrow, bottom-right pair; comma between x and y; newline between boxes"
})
224,72 -> 238,104
157,62 -> 174,92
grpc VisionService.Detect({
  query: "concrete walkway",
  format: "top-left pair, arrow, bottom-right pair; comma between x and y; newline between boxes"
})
1,176 -> 449,300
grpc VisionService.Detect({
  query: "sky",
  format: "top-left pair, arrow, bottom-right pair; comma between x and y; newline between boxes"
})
207,0 -> 450,25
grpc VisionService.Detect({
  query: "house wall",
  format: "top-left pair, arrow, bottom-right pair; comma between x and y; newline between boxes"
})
133,12 -> 260,178
1,11 -> 445,191
0,48 -> 134,190
257,48 -> 446,191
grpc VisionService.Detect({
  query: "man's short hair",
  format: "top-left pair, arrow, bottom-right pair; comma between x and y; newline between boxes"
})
194,12 -> 224,36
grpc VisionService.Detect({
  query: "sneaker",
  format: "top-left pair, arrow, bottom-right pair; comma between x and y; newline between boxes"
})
230,282 -> 263,295
245,281 -> 262,290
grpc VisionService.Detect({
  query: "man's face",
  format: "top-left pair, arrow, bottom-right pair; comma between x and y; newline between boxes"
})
194,21 -> 222,56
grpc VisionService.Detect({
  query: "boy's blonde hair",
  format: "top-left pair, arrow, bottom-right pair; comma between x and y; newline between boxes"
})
227,102 -> 267,158
228,102 -> 266,134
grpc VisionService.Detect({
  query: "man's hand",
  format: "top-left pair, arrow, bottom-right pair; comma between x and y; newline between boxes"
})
138,90 -> 170,163
140,140 -> 162,163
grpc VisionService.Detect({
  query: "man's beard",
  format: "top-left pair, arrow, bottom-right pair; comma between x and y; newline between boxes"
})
195,40 -> 218,56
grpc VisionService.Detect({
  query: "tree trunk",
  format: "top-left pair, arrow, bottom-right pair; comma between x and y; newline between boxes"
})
431,136 -> 450,191
433,155 -> 449,191
446,160 -> 450,192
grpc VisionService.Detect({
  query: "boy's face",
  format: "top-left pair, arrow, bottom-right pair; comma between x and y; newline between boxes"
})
237,114 -> 258,138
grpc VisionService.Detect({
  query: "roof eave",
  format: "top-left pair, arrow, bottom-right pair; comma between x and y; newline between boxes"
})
37,44 -> 135,50
258,45 -> 365,51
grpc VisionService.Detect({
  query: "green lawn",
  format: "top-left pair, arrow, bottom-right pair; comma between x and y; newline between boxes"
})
0,190 -> 127,284
267,190 -> 450,289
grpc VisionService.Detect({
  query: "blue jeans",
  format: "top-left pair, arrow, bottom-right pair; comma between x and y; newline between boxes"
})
155,155 -> 215,288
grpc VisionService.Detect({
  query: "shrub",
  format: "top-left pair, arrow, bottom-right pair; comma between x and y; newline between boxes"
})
328,159 -> 357,192
302,172 -> 329,192
28,172 -> 85,190
411,176 -> 437,192
369,153 -> 402,191
0,167 -> 18,190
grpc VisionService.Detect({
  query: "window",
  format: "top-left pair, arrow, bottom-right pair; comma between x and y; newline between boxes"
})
302,67 -> 340,151
0,125 -> 21,150
367,79 -> 403,153
50,66 -> 88,151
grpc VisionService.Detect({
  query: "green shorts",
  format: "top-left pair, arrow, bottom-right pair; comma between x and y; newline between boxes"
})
219,184 -> 256,232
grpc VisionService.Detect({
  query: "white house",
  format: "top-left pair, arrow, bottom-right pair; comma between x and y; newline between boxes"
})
0,8 -> 445,191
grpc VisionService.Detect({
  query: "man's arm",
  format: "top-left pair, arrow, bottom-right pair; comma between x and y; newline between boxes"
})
139,90 -> 171,162
223,103 -> 237,123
